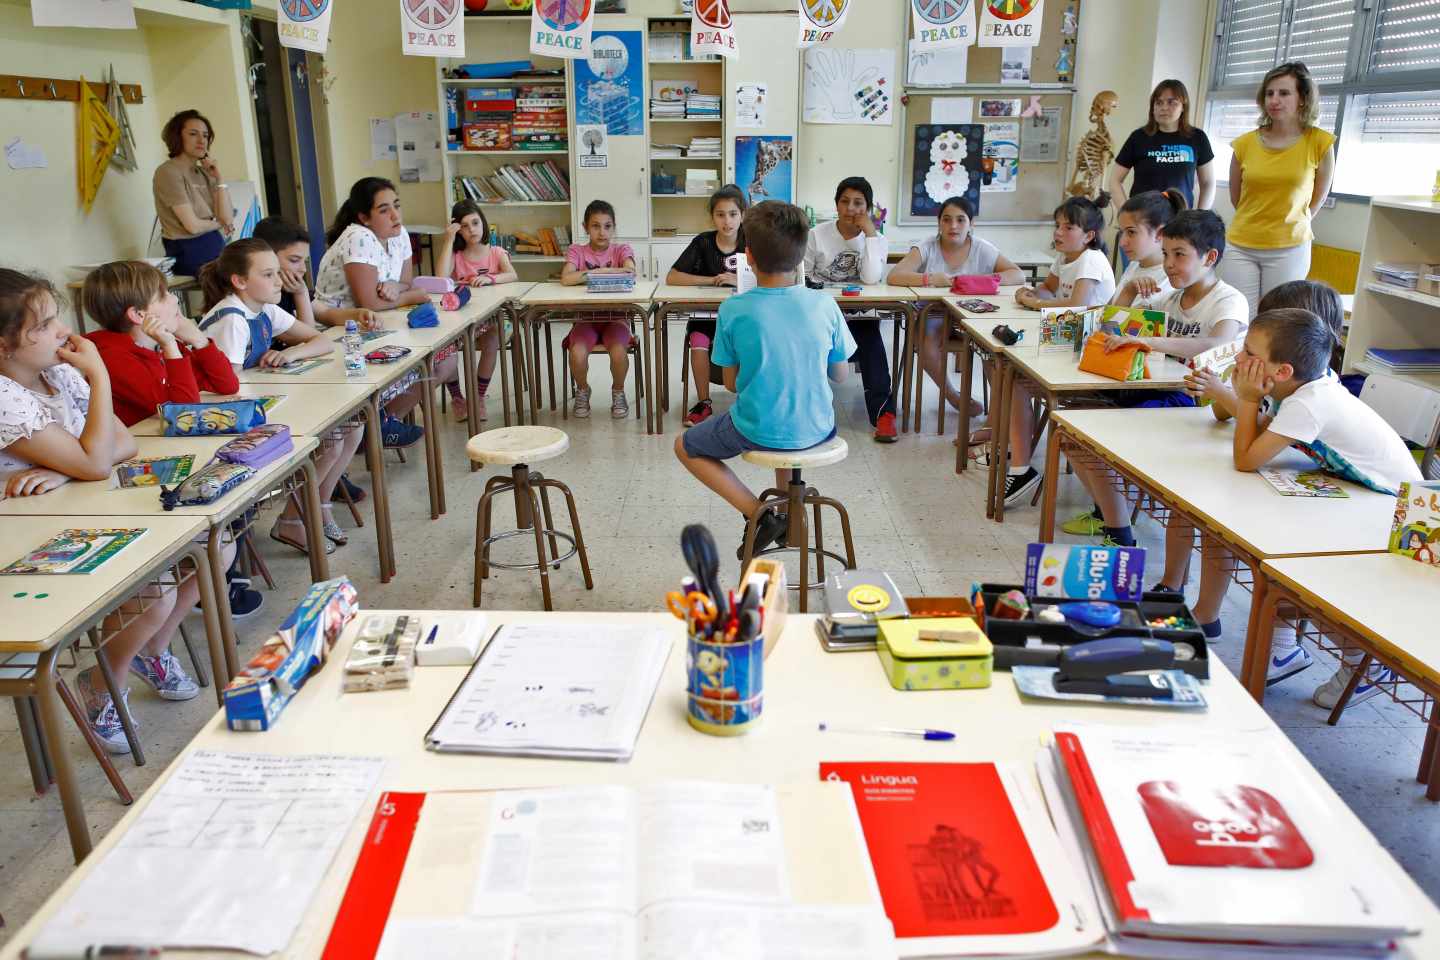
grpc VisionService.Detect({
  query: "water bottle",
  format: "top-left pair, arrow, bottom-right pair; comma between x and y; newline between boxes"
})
343,319 -> 365,379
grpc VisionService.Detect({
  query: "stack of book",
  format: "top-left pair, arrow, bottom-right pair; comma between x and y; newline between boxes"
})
513,84 -> 567,151
586,271 -> 637,294
459,86 -> 515,151
650,97 -> 685,119
454,159 -> 570,204
1042,724 -> 1421,956
511,226 -> 572,257
685,93 -> 721,119
1363,347 -> 1440,374
1373,262 -> 1422,289
685,167 -> 719,196
651,142 -> 685,158
687,136 -> 721,158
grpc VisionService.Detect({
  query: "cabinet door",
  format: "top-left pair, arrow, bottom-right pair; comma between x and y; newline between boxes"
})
625,241 -> 652,279
571,19 -> 650,240
651,240 -> 694,282
725,13 -> 801,201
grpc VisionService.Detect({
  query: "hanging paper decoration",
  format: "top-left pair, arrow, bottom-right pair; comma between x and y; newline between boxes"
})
531,0 -> 594,59
910,0 -> 975,51
77,77 -> 121,213
400,0 -> 465,58
979,0 -> 1043,47
691,0 -> 737,59
797,0 -> 850,47
279,0 -> 335,54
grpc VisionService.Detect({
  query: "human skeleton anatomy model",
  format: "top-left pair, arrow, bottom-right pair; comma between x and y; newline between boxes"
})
1066,90 -> 1118,201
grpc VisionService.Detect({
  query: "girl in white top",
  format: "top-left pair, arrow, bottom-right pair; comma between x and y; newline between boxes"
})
1015,196 -> 1116,309
889,196 -> 1025,412
313,177 -> 430,317
0,269 -> 206,753
1111,190 -> 1185,309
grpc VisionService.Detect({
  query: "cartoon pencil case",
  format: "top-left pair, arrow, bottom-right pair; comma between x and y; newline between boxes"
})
1078,331 -> 1151,382
217,423 -> 293,469
950,274 -> 1001,295
365,345 -> 414,363
407,302 -> 439,328
160,460 -> 253,510
160,399 -> 267,437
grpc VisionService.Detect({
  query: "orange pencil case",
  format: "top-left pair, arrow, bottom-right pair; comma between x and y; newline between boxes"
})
1078,331 -> 1152,382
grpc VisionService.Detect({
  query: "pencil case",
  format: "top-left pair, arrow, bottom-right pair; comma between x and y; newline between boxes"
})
160,399 -> 267,436
1078,331 -> 1151,381
407,302 -> 439,328
160,460 -> 253,509
950,274 -> 1001,295
413,276 -> 454,295
365,345 -> 414,363
217,423 -> 293,469
441,286 -> 472,312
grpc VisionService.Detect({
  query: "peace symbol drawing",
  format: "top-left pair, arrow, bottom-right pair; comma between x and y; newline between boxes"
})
913,0 -> 970,26
405,0 -> 459,29
537,0 -> 592,30
801,0 -> 848,28
694,0 -> 732,30
986,0 -> 1035,19
282,0 -> 328,20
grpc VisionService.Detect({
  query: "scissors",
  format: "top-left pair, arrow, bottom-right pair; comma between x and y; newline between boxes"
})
666,590 -> 717,625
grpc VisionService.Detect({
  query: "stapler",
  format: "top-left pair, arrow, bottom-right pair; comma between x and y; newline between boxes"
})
1052,637 -> 1178,699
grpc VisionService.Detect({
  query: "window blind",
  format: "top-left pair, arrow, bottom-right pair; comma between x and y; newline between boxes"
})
1357,92 -> 1440,140
1218,0 -> 1287,87
1207,95 -> 1340,139
1371,0 -> 1440,73
1284,0 -> 1360,83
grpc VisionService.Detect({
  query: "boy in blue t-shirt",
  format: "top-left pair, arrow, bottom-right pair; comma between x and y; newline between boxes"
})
675,200 -> 856,555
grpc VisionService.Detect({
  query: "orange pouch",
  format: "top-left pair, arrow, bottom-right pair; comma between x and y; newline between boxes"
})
1078,332 -> 1151,381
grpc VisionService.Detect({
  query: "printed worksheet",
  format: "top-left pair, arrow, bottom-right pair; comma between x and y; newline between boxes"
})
378,916 -> 634,960
638,903 -> 896,959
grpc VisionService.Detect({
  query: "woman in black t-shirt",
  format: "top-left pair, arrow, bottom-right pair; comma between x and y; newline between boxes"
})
1108,80 -> 1215,214
666,184 -> 747,428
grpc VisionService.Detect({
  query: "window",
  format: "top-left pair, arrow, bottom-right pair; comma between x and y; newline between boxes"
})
1206,0 -> 1440,198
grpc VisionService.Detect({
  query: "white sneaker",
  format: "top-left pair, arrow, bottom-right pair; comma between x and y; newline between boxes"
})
610,390 -> 629,419
130,649 -> 200,701
1266,638 -> 1314,686
573,387 -> 591,419
1312,661 -> 1394,710
77,669 -> 134,755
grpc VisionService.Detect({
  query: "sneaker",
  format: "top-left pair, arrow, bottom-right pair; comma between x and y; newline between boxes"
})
1266,641 -> 1314,686
873,411 -> 898,444
683,399 -> 713,428
1003,468 -> 1041,507
1061,507 -> 1105,537
130,649 -> 200,701
1146,582 -> 1184,600
1312,661 -> 1394,710
228,581 -> 264,619
337,473 -> 367,503
611,390 -> 629,420
738,509 -> 790,562
321,511 -> 348,546
573,387 -> 591,419
90,691 -> 134,755
381,414 -> 424,449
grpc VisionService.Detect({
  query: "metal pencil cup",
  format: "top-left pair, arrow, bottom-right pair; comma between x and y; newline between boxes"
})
686,627 -> 764,736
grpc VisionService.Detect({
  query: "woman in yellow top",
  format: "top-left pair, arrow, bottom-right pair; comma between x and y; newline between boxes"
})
1221,62 -> 1335,318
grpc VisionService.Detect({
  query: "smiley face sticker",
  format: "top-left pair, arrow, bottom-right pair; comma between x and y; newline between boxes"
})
847,583 -> 892,613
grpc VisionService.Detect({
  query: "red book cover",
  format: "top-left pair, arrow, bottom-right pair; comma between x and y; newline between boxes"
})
1053,731 -> 1147,924
320,791 -> 426,960
820,762 -> 1059,939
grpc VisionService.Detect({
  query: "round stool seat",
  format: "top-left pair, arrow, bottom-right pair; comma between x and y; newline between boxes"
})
741,436 -> 848,470
466,425 -> 569,466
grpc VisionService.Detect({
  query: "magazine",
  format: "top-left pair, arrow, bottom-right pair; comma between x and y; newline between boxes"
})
1259,468 -> 1349,498
114,454 -> 195,488
0,528 -> 148,575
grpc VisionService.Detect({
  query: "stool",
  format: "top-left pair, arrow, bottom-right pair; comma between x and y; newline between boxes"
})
467,426 -> 593,611
738,437 -> 857,613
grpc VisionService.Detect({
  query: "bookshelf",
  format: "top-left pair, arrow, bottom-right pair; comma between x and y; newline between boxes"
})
646,17 -> 724,240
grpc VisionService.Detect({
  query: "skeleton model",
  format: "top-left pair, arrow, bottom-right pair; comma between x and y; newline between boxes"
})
1066,90 -> 1118,202
747,137 -> 793,199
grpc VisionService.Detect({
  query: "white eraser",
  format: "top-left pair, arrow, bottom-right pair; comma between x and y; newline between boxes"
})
415,612 -> 487,666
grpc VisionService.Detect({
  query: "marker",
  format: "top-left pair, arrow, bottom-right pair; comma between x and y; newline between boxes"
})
818,722 -> 956,742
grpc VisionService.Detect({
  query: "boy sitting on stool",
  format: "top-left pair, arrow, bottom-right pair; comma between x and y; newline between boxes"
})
675,201 -> 856,559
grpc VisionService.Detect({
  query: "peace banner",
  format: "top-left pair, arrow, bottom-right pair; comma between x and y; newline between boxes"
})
400,0 -> 465,59
910,0 -> 975,51
797,0 -> 851,47
979,0 -> 1043,47
279,0 -> 334,54
531,0 -> 594,60
691,0 -> 738,59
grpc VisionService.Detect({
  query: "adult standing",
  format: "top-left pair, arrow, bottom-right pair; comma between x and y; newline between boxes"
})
1221,62 -> 1336,317
152,110 -> 233,279
1109,80 -> 1216,213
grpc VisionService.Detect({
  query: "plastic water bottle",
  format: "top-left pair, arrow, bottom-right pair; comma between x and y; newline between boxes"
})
343,319 -> 365,379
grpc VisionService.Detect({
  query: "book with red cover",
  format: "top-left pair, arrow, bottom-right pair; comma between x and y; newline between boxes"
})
820,761 -> 1101,957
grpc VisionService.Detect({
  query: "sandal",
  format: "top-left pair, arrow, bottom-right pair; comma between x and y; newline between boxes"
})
269,517 -> 336,556
321,507 -> 348,546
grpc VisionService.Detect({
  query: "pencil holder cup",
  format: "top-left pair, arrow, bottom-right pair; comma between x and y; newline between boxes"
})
686,629 -> 763,736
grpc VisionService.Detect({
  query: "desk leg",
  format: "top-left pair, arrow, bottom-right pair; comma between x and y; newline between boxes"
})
639,305 -> 654,436
298,459 -> 331,583
187,543 -> 227,700
989,359 -> 1013,521
527,310 -> 543,427
362,395 -> 396,582
35,646 -> 91,862
207,529 -> 239,682
955,334 -> 974,475
421,356 -> 446,519
912,304 -> 930,434
462,323 -> 479,433
1039,426 -> 1061,542
653,307 -> 668,437
495,320 -> 511,433
1241,562 -> 1275,703
1420,717 -> 1440,801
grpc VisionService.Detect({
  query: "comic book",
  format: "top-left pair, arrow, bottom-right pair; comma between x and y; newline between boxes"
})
1389,480 -> 1440,566
0,528 -> 147,575
1259,468 -> 1350,499
114,454 -> 195,488
1036,305 -> 1101,352
1098,304 -> 1166,338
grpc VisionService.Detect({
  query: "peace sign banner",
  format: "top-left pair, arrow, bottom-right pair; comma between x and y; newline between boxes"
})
691,0 -> 738,59
797,0 -> 851,48
910,0 -> 975,52
400,0 -> 465,59
279,0 -> 334,54
531,0 -> 594,60
979,0 -> 1043,47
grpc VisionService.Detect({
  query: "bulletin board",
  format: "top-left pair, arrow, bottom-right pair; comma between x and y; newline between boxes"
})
897,0 -> 1081,225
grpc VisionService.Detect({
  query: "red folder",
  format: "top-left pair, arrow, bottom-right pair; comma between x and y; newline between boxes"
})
320,791 -> 426,960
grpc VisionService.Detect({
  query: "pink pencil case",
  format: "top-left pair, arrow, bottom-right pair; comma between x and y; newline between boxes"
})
413,276 -> 454,294
950,274 -> 1002,295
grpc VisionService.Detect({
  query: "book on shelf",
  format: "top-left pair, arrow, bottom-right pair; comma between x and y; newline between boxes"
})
1,528 -> 148,576
685,168 -> 719,195
685,93 -> 721,119
651,142 -> 685,157
687,136 -> 721,158
462,122 -> 511,151
1363,347 -> 1440,373
454,159 -> 570,204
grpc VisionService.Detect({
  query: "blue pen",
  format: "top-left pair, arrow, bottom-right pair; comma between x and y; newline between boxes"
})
423,624 -> 439,648
818,722 -> 956,742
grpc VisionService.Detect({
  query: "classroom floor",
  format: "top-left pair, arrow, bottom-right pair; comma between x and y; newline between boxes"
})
3,335 -> 1438,940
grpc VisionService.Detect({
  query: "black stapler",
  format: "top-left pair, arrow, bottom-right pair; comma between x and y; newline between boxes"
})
1052,637 -> 1178,700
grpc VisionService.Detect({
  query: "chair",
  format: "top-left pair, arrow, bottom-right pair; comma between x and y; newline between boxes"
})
468,426 -> 594,611
738,437 -> 858,613
677,313 -> 724,423
554,317 -> 646,421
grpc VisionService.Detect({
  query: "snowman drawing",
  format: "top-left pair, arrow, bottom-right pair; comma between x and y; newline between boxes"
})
924,130 -> 970,205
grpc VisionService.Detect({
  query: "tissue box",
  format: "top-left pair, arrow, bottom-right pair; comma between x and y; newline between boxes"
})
876,617 -> 992,691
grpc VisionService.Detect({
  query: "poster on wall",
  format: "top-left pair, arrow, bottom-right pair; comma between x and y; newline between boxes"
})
907,39 -> 967,87
278,0 -> 333,54
797,0 -> 852,47
802,48 -> 895,125
1000,46 -> 1032,83
1020,105 -> 1062,162
979,97 -> 1021,117
910,0 -> 975,52
911,124 -> 983,217
400,0 -> 465,58
31,0 -> 135,29
736,82 -> 767,128
530,0 -> 595,60
395,111 -> 441,182
735,136 -> 793,204
692,0 -> 738,59
575,30 -> 644,136
576,124 -> 608,167
982,120 -> 1019,192
979,0 -> 1044,47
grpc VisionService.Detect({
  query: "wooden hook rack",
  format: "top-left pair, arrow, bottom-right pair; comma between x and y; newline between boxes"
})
0,75 -> 144,104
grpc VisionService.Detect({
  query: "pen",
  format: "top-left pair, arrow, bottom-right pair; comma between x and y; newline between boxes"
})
423,624 -> 439,647
818,722 -> 956,742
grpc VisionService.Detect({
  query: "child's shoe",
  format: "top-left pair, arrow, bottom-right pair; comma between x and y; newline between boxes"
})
450,387 -> 469,422
77,669 -> 133,755
1003,468 -> 1041,506
381,414 -> 424,449
873,411 -> 898,443
684,399 -> 713,427
1312,661 -> 1394,710
1266,629 -> 1314,686
611,390 -> 629,419
130,649 -> 200,701
1061,507 -> 1105,536
475,394 -> 488,422
573,387 -> 592,419
228,580 -> 264,619
738,508 -> 789,561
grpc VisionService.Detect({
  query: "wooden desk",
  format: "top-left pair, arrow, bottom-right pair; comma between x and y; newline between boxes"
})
648,284 -> 731,433
5,611 -> 1437,958
944,299 -> 1042,475
0,515 -> 217,862
128,383 -> 372,438
0,436 -> 327,687
1037,408 -> 1395,692
515,281 -> 659,433
908,287 -> 1028,436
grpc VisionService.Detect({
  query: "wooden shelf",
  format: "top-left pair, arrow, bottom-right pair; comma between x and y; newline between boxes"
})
1352,358 -> 1440,395
648,59 -> 723,65
441,77 -> 564,86
449,150 -> 568,157
481,201 -> 571,207
651,193 -> 712,199
651,154 -> 721,161
1371,197 -> 1440,216
650,117 -> 721,123
1366,281 -> 1440,310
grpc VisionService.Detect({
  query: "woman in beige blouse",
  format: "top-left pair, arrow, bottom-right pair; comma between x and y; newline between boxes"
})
152,110 -> 234,279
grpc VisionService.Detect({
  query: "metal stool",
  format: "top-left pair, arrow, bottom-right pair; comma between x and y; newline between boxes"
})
467,426 -> 593,611
738,437 -> 857,612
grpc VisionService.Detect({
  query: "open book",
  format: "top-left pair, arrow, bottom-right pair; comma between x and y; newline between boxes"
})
0,528 -> 147,575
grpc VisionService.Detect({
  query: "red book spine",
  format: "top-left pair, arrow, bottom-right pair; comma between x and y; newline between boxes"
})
320,791 -> 426,960
1053,733 -> 1148,924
